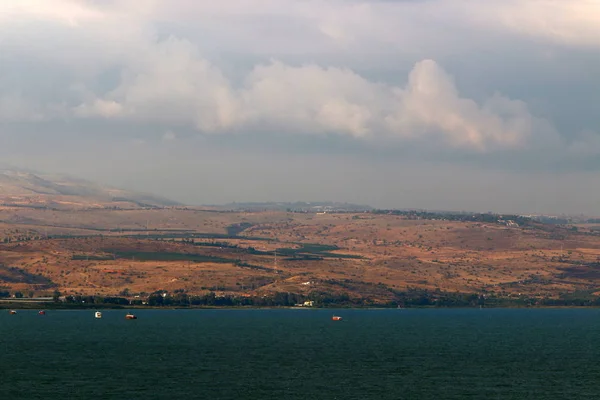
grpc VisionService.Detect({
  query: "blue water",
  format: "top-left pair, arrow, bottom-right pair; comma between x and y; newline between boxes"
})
1,308 -> 600,399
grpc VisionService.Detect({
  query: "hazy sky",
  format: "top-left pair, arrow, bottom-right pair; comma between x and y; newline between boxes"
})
1,0 -> 599,214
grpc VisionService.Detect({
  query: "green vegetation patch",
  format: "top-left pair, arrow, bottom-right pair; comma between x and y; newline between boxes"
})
226,222 -> 254,236
296,243 -> 338,252
0,265 -> 55,287
104,251 -> 231,263
72,255 -> 114,261
279,243 -> 362,260
124,232 -> 269,241
246,243 -> 360,260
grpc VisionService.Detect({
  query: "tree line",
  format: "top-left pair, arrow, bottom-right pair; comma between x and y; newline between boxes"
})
6,288 -> 600,308
371,209 -> 533,226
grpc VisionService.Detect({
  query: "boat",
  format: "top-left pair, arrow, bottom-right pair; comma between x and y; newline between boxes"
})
95,311 -> 102,319
38,310 -> 46,315
9,310 -> 16,315
125,313 -> 137,320
332,315 -> 342,321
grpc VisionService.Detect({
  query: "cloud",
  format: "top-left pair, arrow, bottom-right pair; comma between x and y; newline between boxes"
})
3,1 -> 598,60
385,60 -> 551,151
74,99 -> 123,118
70,32 -> 551,152
462,0 -> 600,48
141,0 -> 600,52
1,0 -> 599,215
0,0 -> 105,27
0,0 -> 596,158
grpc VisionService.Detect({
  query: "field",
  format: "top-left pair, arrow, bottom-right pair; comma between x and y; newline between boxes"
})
2,205 -> 600,305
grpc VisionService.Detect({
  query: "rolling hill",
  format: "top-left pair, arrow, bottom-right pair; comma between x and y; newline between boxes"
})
0,168 -> 180,209
2,167 -> 600,307
0,205 -> 600,307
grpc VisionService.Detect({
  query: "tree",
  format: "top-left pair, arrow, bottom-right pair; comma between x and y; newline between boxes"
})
52,290 -> 61,302
147,293 -> 164,306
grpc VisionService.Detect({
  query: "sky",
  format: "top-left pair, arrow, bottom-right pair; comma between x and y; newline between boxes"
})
0,0 -> 599,214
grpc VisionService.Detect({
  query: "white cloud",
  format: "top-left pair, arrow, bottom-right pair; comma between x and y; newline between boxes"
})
0,0 -> 105,27
74,39 -> 549,152
234,60 -> 388,138
2,1 -> 598,61
462,0 -> 600,48
0,0 -> 595,155
2,0 -> 600,215
385,60 -> 541,151
74,99 -> 123,118
143,0 -> 600,52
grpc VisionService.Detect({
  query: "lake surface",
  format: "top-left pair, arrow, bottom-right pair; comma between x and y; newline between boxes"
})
2,308 -> 600,399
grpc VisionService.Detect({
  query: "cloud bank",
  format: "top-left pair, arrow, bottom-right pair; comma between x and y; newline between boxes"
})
0,0 -> 599,212
0,0 -> 596,154
74,49 -> 555,152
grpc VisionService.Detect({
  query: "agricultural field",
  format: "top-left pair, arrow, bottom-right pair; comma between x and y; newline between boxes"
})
2,206 -> 600,305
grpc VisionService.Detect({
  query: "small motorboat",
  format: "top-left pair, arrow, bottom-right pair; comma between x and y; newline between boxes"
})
332,315 -> 342,321
125,313 -> 137,320
95,311 -> 102,319
38,310 -> 46,315
9,310 -> 16,315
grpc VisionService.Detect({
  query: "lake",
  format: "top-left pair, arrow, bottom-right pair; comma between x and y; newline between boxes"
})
1,308 -> 599,399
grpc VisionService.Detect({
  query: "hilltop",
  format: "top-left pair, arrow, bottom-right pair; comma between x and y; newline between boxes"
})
0,168 -> 180,210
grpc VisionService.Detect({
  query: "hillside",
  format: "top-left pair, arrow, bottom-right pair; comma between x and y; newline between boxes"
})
212,201 -> 373,212
2,206 -> 600,307
0,168 -> 180,209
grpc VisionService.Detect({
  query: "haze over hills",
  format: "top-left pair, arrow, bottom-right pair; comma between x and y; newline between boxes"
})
0,167 -> 181,209
212,201 -> 373,212
0,166 -> 595,222
2,167 -> 600,307
0,168 -> 373,213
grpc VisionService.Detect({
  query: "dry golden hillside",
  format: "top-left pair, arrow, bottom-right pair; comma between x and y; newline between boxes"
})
2,207 -> 600,304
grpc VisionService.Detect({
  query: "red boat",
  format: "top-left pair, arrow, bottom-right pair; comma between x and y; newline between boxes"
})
332,315 -> 342,321
9,310 -> 16,315
38,310 -> 46,315
125,313 -> 137,320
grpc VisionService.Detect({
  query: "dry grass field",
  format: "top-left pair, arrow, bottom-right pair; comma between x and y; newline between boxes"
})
2,206 -> 600,303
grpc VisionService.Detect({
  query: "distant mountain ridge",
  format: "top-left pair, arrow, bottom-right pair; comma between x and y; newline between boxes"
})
212,201 -> 373,212
0,168 -> 180,209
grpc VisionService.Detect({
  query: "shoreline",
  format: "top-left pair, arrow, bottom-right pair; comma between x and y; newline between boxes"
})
2,303 -> 600,311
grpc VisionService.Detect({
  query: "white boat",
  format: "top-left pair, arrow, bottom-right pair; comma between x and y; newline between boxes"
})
95,311 -> 102,319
